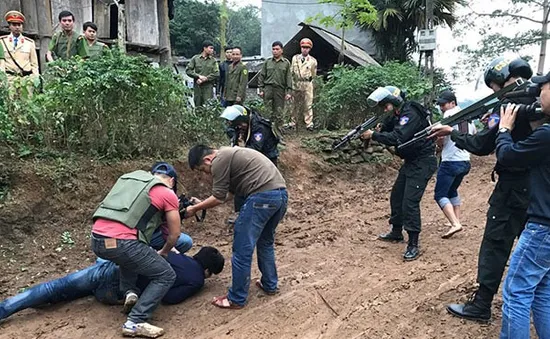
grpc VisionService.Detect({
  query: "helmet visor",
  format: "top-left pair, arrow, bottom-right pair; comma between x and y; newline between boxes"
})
367,87 -> 392,107
220,106 -> 242,121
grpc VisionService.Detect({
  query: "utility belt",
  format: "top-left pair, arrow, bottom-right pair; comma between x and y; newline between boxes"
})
5,70 -> 33,77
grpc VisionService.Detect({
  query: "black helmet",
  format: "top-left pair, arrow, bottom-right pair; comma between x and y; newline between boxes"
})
484,56 -> 533,88
367,85 -> 405,107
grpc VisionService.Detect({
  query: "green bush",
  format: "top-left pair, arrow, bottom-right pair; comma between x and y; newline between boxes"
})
0,50 -> 225,159
313,62 -> 434,129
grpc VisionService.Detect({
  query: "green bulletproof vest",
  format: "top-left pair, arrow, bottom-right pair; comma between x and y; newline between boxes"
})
93,170 -> 169,244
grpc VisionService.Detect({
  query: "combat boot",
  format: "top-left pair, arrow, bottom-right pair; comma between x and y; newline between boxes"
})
446,289 -> 492,323
378,225 -> 404,242
403,231 -> 420,261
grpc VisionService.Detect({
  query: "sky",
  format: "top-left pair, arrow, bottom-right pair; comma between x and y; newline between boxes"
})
228,0 -> 546,99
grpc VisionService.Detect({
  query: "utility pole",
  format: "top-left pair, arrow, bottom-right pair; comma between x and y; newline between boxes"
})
425,0 -> 434,105
113,0 -> 126,52
538,0 -> 549,74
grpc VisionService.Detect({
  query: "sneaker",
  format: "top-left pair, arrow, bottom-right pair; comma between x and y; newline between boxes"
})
122,292 -> 138,314
122,321 -> 165,338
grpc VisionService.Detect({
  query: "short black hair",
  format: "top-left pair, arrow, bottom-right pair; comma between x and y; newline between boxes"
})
83,21 -> 97,32
193,246 -> 225,274
272,41 -> 283,49
224,46 -> 233,52
203,41 -> 214,48
58,10 -> 75,22
232,46 -> 242,53
188,144 -> 214,170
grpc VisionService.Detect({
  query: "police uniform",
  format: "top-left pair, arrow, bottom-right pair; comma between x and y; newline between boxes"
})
446,57 -> 536,322
258,56 -> 292,129
374,102 -> 437,239
48,30 -> 88,60
186,53 -> 220,107
1,11 -> 39,79
291,38 -> 317,129
224,60 -> 248,106
87,40 -> 110,58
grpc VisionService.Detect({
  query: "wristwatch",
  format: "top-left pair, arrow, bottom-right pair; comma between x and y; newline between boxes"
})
498,127 -> 510,134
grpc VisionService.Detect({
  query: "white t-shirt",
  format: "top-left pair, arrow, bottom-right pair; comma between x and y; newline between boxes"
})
441,106 -> 477,162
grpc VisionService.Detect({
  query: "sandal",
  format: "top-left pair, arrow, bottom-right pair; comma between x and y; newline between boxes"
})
211,295 -> 244,309
255,280 -> 279,296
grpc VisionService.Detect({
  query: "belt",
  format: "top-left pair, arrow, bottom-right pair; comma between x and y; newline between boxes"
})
5,70 -> 31,76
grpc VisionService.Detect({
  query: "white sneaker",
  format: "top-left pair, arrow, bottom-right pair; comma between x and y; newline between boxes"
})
122,292 -> 138,314
122,321 -> 165,338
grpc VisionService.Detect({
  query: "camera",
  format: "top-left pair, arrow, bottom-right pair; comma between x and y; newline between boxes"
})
178,194 -> 206,222
516,103 -> 543,120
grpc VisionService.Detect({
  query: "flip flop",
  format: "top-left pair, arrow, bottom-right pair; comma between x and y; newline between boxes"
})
211,295 -> 244,309
255,280 -> 279,296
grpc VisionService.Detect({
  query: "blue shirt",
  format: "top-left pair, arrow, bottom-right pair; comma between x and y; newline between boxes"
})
496,124 -> 550,226
137,252 -> 205,304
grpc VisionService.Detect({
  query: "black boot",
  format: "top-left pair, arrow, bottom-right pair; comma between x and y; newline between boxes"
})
378,225 -> 404,242
446,287 -> 492,323
403,231 -> 420,261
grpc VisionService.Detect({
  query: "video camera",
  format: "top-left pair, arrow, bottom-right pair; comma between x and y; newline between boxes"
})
178,194 -> 206,222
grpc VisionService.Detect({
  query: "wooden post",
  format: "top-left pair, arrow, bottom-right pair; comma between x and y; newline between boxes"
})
157,0 -> 171,66
115,0 -> 126,52
220,0 -> 227,61
35,0 -> 53,71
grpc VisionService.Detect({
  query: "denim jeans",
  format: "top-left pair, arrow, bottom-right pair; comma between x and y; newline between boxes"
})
91,236 -> 176,323
434,161 -> 471,208
0,259 -> 120,321
150,229 -> 193,253
228,188 -> 288,306
501,222 -> 550,339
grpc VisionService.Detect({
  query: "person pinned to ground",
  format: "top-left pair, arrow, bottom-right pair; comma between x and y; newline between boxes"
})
185,145 -> 288,309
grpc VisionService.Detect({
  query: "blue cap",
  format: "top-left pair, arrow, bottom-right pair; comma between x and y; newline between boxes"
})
151,162 -> 178,193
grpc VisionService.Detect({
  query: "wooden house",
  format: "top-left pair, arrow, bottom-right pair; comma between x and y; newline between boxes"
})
0,0 -> 173,70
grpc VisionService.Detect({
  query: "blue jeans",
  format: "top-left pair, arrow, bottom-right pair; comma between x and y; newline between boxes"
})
0,259 -> 120,321
434,161 -> 471,208
91,236 -> 176,323
228,188 -> 288,306
501,222 -> 550,339
150,229 -> 193,253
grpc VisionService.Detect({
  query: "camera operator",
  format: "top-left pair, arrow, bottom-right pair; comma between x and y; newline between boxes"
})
429,56 -> 542,322
496,72 -> 550,339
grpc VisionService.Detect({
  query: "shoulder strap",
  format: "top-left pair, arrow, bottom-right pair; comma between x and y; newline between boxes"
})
1,39 -> 26,73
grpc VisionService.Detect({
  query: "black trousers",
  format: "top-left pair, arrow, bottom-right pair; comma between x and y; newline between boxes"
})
477,176 -> 529,297
389,155 -> 437,233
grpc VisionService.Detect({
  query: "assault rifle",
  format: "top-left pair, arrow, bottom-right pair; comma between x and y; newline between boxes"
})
398,78 -> 527,150
178,194 -> 206,222
332,116 -> 379,150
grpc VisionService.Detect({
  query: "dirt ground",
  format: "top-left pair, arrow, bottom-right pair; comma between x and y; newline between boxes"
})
0,139 -> 535,339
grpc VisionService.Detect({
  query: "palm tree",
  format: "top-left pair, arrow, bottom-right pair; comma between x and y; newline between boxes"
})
362,0 -> 464,62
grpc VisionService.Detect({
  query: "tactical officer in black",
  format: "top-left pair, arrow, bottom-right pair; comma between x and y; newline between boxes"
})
361,86 -> 437,261
220,104 -> 279,165
429,57 -> 537,322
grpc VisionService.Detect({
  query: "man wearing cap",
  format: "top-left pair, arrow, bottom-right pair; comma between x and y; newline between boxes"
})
0,11 -> 39,80
91,162 -> 182,338
496,72 -> 550,339
434,90 -> 476,239
46,10 -> 88,62
290,38 -> 317,131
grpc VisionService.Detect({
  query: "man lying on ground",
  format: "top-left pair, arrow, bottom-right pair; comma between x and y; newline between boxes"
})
0,247 -> 224,323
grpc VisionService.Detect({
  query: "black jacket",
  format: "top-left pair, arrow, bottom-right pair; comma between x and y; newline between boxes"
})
372,101 -> 435,161
450,96 -> 536,175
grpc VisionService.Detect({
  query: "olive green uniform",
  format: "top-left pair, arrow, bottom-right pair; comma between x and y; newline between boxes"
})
87,41 -> 110,58
258,57 -> 292,128
186,54 -> 219,107
0,42 -> 4,72
48,31 -> 88,60
224,61 -> 248,105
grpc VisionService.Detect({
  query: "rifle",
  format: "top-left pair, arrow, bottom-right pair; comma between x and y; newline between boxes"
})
178,194 -> 206,222
398,78 -> 527,150
332,116 -> 379,150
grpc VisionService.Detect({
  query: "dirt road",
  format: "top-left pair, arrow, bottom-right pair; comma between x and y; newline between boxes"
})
0,141 -> 527,338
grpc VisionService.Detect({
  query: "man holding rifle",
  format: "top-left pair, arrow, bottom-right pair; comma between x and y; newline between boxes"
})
360,85 -> 437,261
429,57 -> 539,323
